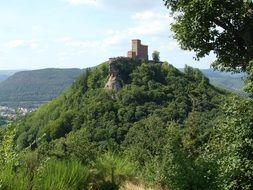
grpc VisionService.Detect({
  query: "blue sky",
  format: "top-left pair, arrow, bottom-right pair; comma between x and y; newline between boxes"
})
0,0 -> 215,70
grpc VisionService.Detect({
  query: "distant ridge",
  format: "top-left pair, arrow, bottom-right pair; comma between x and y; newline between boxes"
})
179,68 -> 246,95
0,68 -> 83,108
200,69 -> 246,95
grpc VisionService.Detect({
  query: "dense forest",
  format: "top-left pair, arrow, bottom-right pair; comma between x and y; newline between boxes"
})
0,59 -> 252,189
0,68 -> 83,108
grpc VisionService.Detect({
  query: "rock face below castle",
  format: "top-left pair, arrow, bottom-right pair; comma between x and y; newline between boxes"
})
105,57 -> 128,91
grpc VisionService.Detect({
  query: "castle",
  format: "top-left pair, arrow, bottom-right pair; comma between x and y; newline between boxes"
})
105,39 -> 149,91
127,39 -> 148,61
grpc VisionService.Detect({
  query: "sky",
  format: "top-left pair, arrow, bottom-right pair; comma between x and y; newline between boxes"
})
0,0 -> 215,70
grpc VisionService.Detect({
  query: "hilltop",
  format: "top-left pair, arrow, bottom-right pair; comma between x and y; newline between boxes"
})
0,68 -> 83,108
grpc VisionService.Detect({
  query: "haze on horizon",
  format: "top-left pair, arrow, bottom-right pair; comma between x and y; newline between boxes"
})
0,0 -> 215,70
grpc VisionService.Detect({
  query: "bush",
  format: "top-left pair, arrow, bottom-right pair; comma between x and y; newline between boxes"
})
91,152 -> 136,189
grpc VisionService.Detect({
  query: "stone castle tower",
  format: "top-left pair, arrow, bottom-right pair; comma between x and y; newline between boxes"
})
127,39 -> 148,60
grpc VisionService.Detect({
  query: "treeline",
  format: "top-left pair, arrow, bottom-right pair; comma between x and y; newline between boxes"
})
0,60 -> 252,189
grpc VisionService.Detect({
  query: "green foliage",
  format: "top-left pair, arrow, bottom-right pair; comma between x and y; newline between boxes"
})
87,64 -> 108,89
123,116 -> 166,165
0,126 -> 16,166
152,51 -> 160,63
0,117 -> 9,127
245,61 -> 253,94
163,0 -> 253,73
1,60 -> 242,189
92,152 -> 136,188
202,96 -> 253,190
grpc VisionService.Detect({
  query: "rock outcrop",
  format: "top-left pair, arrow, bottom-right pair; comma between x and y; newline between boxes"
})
105,57 -> 129,91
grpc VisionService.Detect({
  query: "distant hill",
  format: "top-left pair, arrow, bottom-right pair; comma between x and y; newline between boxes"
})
200,69 -> 246,95
0,68 -> 83,108
179,68 -> 246,95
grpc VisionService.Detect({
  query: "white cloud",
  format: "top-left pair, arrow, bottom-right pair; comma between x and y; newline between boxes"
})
103,11 -> 174,43
59,36 -> 124,50
130,10 -> 174,37
57,37 -> 72,43
31,25 -> 43,32
159,41 -> 180,51
65,0 -> 99,6
64,0 -> 164,12
4,40 -> 25,49
4,40 -> 42,50
56,9 -> 177,58
65,40 -> 100,48
101,0 -> 162,12
132,11 -> 171,20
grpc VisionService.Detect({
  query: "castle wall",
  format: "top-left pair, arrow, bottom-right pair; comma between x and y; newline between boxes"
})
127,39 -> 148,60
132,39 -> 140,53
127,51 -> 136,59
138,44 -> 148,60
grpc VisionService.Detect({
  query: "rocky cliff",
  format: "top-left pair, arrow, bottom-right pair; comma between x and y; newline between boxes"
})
105,57 -> 130,91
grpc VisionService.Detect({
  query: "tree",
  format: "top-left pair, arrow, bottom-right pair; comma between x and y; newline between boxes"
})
163,0 -> 253,91
201,97 -> 253,189
152,51 -> 160,63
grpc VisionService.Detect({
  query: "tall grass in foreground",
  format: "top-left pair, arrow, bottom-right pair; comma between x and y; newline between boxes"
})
0,162 -> 30,190
33,159 -> 89,190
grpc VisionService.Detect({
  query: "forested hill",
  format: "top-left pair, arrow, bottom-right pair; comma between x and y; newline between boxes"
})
1,59 -> 252,189
16,59 -> 227,150
0,68 -> 83,108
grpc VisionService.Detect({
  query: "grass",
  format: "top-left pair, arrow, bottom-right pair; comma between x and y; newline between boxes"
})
121,182 -> 160,190
33,159 -> 90,190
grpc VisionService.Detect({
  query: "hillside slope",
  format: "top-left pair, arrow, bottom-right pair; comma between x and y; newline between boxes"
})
0,68 -> 83,108
2,59 -> 252,189
15,59 -> 226,152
